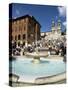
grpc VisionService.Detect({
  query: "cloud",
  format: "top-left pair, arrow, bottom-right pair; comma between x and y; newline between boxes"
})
13,17 -> 17,19
63,21 -> 66,27
12,16 -> 17,19
57,6 -> 66,17
16,9 -> 20,15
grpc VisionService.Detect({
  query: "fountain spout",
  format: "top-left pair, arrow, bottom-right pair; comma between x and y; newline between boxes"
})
32,47 -> 41,64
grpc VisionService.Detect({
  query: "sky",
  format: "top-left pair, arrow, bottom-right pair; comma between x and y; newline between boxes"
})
10,3 -> 66,32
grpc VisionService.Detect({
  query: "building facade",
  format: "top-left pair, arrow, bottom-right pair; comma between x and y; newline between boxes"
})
45,19 -> 62,40
9,15 -> 41,47
51,19 -> 61,35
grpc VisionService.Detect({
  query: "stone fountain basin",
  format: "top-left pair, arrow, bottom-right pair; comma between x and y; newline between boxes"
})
26,52 -> 48,57
10,56 -> 66,85
35,72 -> 66,84
9,73 -> 66,85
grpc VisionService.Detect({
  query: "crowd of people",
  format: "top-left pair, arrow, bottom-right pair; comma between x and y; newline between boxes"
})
10,35 -> 66,57
40,36 -> 66,56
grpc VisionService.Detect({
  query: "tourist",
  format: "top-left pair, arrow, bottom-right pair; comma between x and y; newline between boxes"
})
48,44 -> 52,55
48,51 -> 50,56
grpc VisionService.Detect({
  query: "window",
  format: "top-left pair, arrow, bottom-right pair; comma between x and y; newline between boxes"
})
18,42 -> 20,46
24,25 -> 26,30
17,20 -> 19,24
28,24 -> 31,30
15,35 -> 17,40
23,34 -> 26,39
19,25 -> 22,32
28,34 -> 30,38
11,35 -> 13,40
18,34 -> 21,40
19,25 -> 20,31
28,24 -> 34,31
15,26 -> 17,32
24,19 -> 26,23
23,42 -> 25,46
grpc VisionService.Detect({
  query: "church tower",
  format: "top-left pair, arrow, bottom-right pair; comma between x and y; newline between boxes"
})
57,19 -> 61,34
51,19 -> 55,33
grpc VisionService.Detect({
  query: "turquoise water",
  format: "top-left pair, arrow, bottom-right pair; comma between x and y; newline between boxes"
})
9,57 -> 66,79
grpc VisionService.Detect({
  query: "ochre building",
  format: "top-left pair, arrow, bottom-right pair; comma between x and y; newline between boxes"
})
9,15 -> 41,47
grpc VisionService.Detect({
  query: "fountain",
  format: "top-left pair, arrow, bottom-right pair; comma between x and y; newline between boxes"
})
26,44 -> 48,64
31,47 -> 41,63
31,45 -> 48,63
31,31 -> 46,63
10,43 -> 66,84
10,32 -> 66,85
10,56 -> 66,84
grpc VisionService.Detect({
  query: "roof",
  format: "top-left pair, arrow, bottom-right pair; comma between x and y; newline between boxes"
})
9,14 -> 41,27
